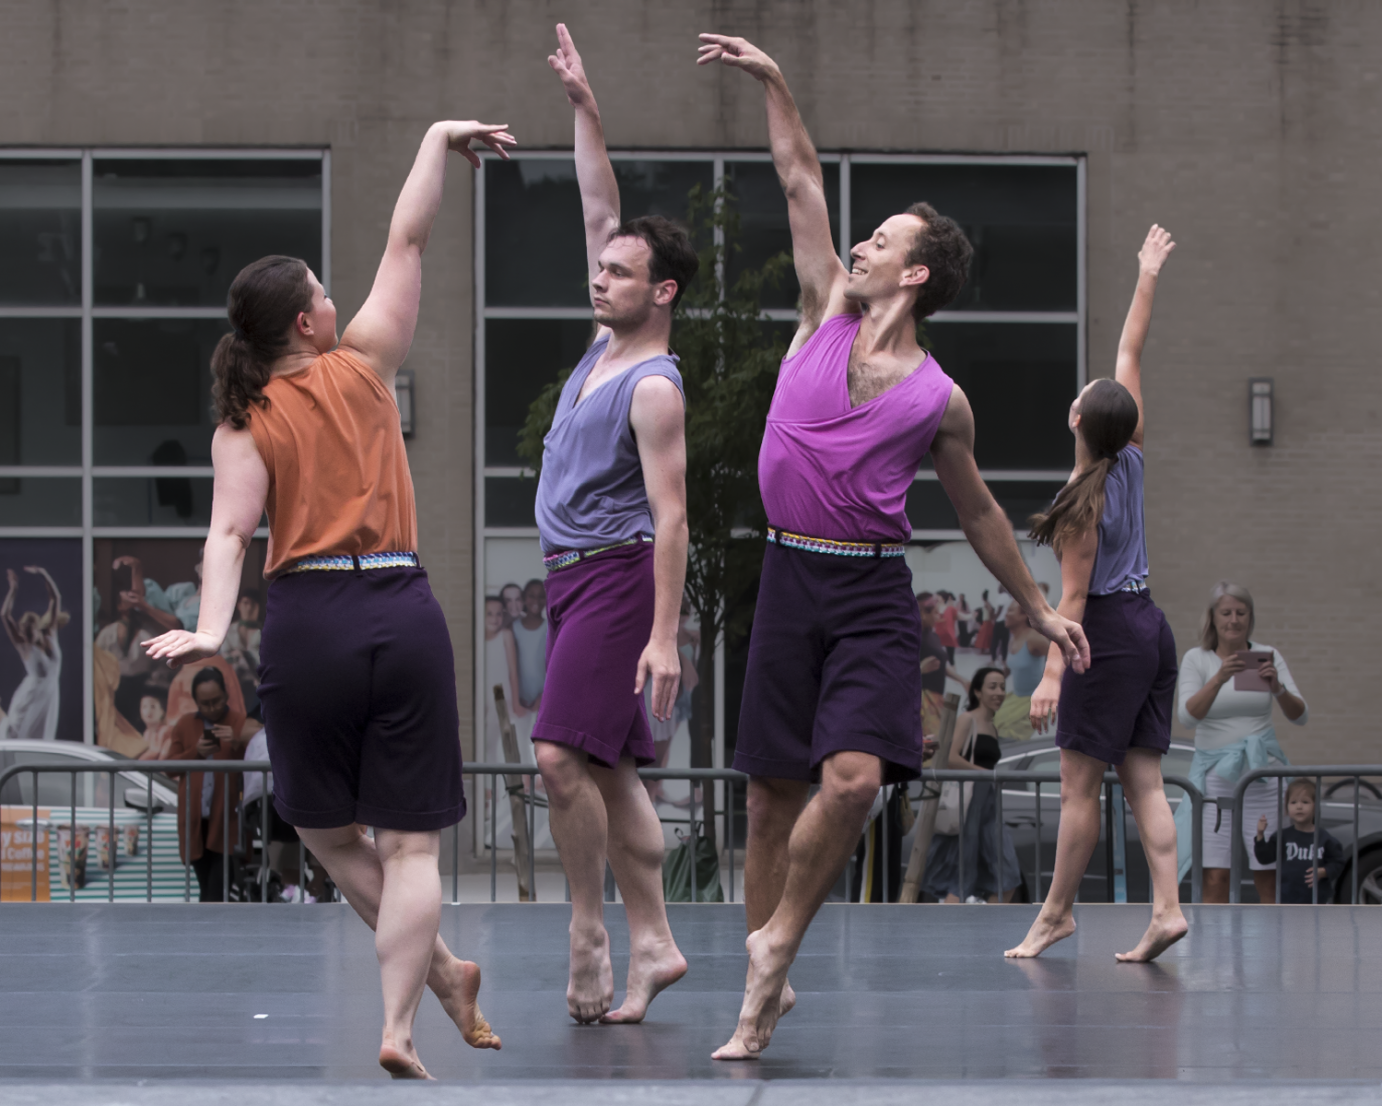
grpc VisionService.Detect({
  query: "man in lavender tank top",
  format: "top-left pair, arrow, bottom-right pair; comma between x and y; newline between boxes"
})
699,33 -> 1094,1061
530,25 -> 694,1028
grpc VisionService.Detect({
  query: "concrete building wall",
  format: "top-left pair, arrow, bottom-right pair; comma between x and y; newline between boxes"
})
5,0 -> 1378,763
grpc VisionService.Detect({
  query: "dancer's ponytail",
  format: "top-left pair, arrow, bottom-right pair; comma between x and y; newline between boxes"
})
211,255 -> 313,429
1028,378 -> 1140,552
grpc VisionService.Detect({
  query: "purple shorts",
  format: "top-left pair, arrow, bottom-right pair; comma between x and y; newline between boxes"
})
531,541 -> 655,769
734,542 -> 923,785
258,567 -> 466,831
1056,590 -> 1178,765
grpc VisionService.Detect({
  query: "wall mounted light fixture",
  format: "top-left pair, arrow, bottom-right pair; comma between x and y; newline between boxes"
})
1250,378 -> 1273,446
394,369 -> 415,437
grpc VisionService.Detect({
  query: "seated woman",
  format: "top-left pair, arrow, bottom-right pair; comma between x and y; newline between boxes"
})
921,667 -> 1022,904
1175,580 -> 1308,904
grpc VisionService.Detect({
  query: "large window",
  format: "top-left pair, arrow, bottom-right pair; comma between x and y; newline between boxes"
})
473,150 -> 1084,779
0,149 -> 326,747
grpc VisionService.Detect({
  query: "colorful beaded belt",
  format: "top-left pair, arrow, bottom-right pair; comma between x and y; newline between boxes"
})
287,551 -> 420,574
543,535 -> 651,573
1117,578 -> 1150,595
767,526 -> 906,559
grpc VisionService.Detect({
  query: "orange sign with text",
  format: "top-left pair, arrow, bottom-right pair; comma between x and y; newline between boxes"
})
1,806 -> 51,902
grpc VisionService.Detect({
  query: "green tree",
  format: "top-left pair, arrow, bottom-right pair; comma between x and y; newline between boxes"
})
518,183 -> 790,787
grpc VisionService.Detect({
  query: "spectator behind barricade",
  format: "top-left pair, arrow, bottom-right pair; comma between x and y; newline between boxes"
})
499,582 -> 523,631
921,667 -> 1023,904
916,591 -> 966,737
165,667 -> 261,902
1254,780 -> 1342,904
993,603 -> 1047,741
1174,581 -> 1308,904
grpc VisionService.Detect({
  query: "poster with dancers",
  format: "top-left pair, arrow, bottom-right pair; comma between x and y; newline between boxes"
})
903,539 -> 1062,742
92,538 -> 269,760
0,540 -> 81,744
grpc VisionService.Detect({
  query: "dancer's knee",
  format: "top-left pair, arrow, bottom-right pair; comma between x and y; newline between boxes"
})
535,740 -> 588,805
819,752 -> 883,818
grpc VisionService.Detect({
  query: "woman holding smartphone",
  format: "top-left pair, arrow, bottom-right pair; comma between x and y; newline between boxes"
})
1174,581 -> 1307,903
1006,225 -> 1184,962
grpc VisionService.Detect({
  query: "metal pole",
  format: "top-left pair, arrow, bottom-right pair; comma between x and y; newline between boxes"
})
32,769 -> 39,903
1275,776 -> 1283,904
222,769 -> 230,904
490,773 -> 497,903
690,779 -> 698,904
956,777 -> 966,901
1311,775 -> 1321,905
184,777 -> 192,903
1354,778 -> 1361,904
1033,779 -> 1042,904
727,779 -> 735,904
881,786 -> 889,903
108,770 -> 116,903
1190,788 -> 1203,904
299,839 -> 305,905
994,773 -> 1004,905
146,772 -> 154,903
452,816 -> 460,906
1103,779 -> 1114,903
70,773 -> 77,903
528,769 -> 537,901
261,772 -> 270,900
1110,783 -> 1127,904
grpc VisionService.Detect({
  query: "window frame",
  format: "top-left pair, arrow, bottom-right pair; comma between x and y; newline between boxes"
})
473,149 -> 1085,767
0,146 -> 330,743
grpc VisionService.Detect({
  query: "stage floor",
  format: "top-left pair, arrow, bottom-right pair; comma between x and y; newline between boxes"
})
2,902 -> 1381,1090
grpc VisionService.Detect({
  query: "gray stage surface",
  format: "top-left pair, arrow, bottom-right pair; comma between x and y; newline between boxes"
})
3,902 -> 1382,1101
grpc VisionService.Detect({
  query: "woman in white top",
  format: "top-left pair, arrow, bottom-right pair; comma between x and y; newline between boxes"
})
1174,581 -> 1307,903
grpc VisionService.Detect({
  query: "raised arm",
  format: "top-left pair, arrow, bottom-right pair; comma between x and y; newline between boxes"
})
142,425 -> 269,669
930,386 -> 1090,675
1115,224 -> 1175,449
698,34 -> 847,333
1,570 -> 21,648
340,120 -> 516,382
549,24 -> 621,304
22,566 -> 61,629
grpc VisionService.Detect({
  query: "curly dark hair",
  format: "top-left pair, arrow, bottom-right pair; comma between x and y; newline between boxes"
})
610,215 -> 700,310
904,202 -> 974,321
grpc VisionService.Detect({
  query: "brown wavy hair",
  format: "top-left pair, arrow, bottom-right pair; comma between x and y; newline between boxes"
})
210,255 -> 313,429
905,202 -> 974,321
1028,378 -> 1139,552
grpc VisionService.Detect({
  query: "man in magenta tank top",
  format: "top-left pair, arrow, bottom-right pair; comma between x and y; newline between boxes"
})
530,25 -> 694,1028
699,33 -> 1093,1060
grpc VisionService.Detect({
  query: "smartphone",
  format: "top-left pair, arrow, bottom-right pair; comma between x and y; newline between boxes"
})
1233,650 -> 1274,693
112,563 -> 134,598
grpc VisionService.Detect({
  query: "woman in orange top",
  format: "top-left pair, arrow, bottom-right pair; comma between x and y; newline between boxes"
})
144,118 -> 515,1079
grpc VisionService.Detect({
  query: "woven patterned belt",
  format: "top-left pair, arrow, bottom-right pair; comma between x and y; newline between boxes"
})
543,535 -> 652,573
767,526 -> 906,559
1118,578 -> 1150,596
286,551 -> 420,574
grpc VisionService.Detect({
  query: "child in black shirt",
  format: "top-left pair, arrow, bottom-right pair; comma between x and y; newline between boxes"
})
1254,779 -> 1344,904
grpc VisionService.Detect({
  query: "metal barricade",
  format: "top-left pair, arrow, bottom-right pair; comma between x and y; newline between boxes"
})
912,768 -> 1205,904
0,760 -> 273,904
1228,765 -> 1382,904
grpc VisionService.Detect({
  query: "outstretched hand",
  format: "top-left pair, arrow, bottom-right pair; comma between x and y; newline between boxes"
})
1138,224 -> 1175,277
548,23 -> 596,110
696,34 -> 779,81
142,628 -> 222,670
437,122 -> 517,169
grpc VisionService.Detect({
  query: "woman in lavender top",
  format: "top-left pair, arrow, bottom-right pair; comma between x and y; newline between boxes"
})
1007,225 -> 1186,963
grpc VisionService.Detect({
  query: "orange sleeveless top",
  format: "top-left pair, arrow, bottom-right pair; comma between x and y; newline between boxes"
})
248,348 -> 417,578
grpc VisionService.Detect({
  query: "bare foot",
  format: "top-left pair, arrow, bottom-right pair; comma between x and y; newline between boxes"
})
1115,913 -> 1188,963
600,938 -> 688,1024
568,923 -> 614,1024
1004,912 -> 1076,958
430,955 -> 502,1050
379,1041 -> 434,1080
712,928 -> 793,1060
778,978 -> 797,1019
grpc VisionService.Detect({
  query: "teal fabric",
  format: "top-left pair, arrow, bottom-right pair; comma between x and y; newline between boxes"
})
1175,726 -> 1289,882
